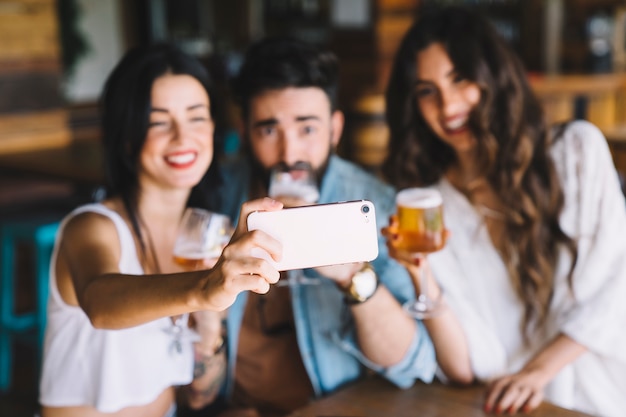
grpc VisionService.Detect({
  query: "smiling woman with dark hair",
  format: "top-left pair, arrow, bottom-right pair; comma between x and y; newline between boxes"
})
38,43 -> 284,417
383,6 -> 626,417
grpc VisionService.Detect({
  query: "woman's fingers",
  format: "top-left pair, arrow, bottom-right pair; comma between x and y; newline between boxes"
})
485,375 -> 544,414
234,198 -> 283,238
522,390 -> 544,413
224,259 -> 278,294
484,377 -> 508,413
508,386 -> 533,414
202,214 -> 284,310
219,255 -> 280,285
495,384 -> 531,414
224,228 -> 283,264
204,256 -> 279,311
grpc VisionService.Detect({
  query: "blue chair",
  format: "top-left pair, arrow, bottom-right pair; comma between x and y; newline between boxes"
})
0,220 -> 59,392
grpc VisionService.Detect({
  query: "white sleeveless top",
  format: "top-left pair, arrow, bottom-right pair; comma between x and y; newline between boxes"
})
39,204 -> 194,413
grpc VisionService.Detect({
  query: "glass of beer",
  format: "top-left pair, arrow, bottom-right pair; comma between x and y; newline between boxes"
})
173,208 -> 232,271
268,162 -> 320,205
269,162 -> 322,286
395,187 -> 446,318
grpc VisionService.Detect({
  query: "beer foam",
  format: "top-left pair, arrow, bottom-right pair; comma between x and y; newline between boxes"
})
396,188 -> 442,208
269,182 -> 320,203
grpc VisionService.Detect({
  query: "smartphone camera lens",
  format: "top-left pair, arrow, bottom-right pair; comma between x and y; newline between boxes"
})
361,204 -> 370,214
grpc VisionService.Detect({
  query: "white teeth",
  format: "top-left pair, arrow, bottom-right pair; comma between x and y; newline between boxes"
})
446,119 -> 466,130
166,152 -> 196,165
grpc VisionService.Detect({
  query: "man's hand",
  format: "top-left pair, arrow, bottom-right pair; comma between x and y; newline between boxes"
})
315,262 -> 363,288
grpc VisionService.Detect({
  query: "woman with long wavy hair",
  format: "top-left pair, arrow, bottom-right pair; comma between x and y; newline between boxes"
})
383,6 -> 626,417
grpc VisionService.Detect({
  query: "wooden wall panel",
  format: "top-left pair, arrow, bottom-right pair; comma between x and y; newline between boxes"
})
0,0 -> 70,153
0,110 -> 70,153
0,0 -> 61,61
0,71 -> 64,113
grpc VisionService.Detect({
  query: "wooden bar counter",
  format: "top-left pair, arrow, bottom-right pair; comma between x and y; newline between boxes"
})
289,377 -> 593,417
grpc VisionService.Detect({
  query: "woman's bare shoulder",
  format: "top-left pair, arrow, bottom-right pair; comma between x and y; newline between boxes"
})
61,203 -> 126,250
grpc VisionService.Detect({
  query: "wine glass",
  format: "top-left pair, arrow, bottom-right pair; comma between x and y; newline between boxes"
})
170,208 -> 231,354
394,188 -> 446,319
173,207 -> 233,271
268,163 -> 321,286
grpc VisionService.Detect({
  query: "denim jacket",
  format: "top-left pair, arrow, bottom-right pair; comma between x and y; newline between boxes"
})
216,154 -> 436,397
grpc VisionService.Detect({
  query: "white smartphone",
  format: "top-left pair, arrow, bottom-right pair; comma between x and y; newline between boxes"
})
246,200 -> 379,271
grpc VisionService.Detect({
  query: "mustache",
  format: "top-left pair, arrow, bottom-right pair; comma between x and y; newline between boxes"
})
271,161 -> 314,172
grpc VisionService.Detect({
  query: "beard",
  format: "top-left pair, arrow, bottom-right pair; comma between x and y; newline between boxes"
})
246,144 -> 333,199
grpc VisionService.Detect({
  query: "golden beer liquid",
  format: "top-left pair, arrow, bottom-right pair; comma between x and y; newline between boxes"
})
173,255 -> 205,271
396,204 -> 445,253
173,246 -> 222,271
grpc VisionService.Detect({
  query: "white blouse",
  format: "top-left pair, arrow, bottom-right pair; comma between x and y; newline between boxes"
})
428,121 -> 626,417
39,204 -> 194,413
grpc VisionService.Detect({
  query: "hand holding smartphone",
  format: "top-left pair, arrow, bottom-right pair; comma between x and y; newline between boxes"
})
247,200 -> 379,271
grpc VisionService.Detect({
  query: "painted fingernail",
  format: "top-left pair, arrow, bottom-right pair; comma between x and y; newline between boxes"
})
523,405 -> 531,414
484,404 -> 492,413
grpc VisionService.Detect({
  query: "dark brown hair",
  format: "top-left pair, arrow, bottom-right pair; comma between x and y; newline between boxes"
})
384,6 -> 577,336
101,43 -> 222,250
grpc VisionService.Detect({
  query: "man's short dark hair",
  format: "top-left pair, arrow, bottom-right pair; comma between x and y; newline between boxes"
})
233,37 -> 339,119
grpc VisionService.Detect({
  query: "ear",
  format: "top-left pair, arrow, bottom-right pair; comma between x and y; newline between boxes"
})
330,110 -> 344,148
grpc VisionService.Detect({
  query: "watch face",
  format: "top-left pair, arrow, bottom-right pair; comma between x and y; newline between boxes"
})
353,268 -> 378,298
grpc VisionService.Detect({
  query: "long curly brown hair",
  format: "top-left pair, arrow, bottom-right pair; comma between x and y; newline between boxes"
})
383,6 -> 577,337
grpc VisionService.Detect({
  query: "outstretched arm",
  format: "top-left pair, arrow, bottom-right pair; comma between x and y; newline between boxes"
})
61,198 -> 284,329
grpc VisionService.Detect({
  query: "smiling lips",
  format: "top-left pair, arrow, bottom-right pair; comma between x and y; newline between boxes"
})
443,116 -> 468,134
165,151 -> 197,169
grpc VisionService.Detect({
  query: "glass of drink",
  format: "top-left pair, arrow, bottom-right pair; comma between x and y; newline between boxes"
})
268,163 -> 320,205
395,187 -> 446,318
173,208 -> 232,270
269,163 -> 321,286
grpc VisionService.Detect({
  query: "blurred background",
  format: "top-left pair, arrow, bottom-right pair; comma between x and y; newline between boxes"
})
3,0 -> 626,169
1,1 -> 626,416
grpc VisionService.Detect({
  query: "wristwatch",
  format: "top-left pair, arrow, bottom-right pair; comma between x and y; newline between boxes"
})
341,263 -> 379,305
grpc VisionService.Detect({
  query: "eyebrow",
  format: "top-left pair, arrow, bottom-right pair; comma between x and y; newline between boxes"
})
253,115 -> 321,128
414,68 -> 457,85
150,103 -> 209,113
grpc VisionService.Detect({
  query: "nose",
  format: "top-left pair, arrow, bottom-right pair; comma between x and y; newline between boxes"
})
172,120 -> 188,143
439,87 -> 462,117
279,130 -> 302,166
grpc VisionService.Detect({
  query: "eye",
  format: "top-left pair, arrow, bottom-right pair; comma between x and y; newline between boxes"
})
190,116 -> 209,123
302,125 -> 316,135
259,125 -> 276,137
415,86 -> 435,98
148,120 -> 169,129
452,73 -> 468,84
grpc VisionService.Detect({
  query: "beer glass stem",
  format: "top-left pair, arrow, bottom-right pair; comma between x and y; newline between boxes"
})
403,253 -> 440,319
417,253 -> 428,303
